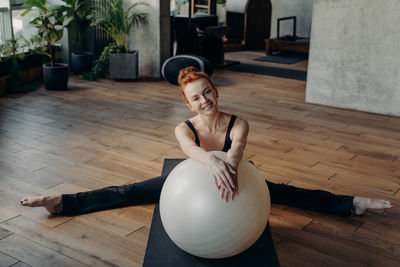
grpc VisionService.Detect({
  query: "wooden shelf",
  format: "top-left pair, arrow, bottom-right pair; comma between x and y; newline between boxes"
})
191,0 -> 216,15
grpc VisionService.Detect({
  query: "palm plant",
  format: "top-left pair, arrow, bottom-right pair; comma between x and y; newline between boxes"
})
89,0 -> 148,53
60,0 -> 90,51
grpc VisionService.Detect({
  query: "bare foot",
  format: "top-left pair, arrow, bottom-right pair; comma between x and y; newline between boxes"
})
20,195 -> 63,215
353,197 -> 394,215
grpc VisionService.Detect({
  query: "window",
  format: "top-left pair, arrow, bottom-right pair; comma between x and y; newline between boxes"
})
0,0 -> 36,49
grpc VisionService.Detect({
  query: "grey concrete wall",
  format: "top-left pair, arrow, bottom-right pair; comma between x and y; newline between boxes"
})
270,0 -> 313,38
128,0 -> 169,78
306,0 -> 400,116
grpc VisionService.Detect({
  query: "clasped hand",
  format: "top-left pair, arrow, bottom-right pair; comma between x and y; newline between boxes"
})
206,156 -> 238,202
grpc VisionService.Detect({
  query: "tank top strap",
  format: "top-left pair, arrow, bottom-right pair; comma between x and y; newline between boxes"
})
222,115 -> 237,152
184,120 -> 200,146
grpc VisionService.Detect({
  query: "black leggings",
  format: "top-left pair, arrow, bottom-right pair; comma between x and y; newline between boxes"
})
61,175 -> 354,216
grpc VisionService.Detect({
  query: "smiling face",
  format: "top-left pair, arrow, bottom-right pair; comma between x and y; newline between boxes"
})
184,78 -> 219,115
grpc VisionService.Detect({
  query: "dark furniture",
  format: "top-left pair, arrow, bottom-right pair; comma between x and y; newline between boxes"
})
191,0 -> 217,15
225,0 -> 272,50
173,14 -> 229,66
265,16 -> 310,55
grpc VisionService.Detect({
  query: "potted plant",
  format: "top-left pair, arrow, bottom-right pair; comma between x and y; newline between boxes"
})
61,0 -> 93,74
0,40 -> 14,79
0,42 -> 12,96
0,36 -> 44,94
89,0 -> 148,80
22,0 -> 73,90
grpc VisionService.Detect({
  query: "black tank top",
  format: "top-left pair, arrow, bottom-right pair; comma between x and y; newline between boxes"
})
184,115 -> 237,152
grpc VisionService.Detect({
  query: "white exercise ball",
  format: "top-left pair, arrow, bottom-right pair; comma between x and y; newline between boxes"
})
159,151 -> 270,259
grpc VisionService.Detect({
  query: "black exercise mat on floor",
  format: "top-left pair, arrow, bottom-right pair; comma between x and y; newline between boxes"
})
143,158 -> 279,267
254,54 -> 305,64
224,63 -> 307,81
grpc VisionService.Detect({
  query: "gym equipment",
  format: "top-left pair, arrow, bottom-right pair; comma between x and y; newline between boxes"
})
161,55 -> 213,85
159,151 -> 271,259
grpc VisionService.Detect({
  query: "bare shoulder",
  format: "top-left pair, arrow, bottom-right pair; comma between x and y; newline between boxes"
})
231,115 -> 249,140
234,116 -> 249,130
175,122 -> 190,135
175,121 -> 195,141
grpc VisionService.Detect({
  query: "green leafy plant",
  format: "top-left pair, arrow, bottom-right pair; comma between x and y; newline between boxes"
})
171,0 -> 188,16
60,0 -> 90,51
22,0 -> 73,66
28,35 -> 48,55
82,0 -> 148,80
88,0 -> 148,52
82,43 -> 117,80
0,36 -> 43,93
217,0 -> 226,6
0,37 -> 29,60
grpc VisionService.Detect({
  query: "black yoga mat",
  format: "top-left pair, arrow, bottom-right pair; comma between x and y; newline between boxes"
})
224,63 -> 307,81
254,54 -> 306,64
143,159 -> 279,267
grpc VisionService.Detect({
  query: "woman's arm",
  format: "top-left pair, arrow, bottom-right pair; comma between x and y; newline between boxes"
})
220,117 -> 249,201
174,122 -> 213,163
226,117 -> 249,170
175,123 -> 236,193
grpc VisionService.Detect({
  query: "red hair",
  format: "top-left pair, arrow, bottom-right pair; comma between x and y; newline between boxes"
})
177,66 -> 218,104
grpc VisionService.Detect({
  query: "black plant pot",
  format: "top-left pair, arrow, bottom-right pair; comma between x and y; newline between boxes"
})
18,53 -> 43,70
43,63 -> 69,90
109,51 -> 138,80
71,51 -> 93,74
0,58 -> 12,77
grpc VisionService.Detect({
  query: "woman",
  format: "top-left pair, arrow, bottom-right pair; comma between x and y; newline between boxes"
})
21,67 -> 393,216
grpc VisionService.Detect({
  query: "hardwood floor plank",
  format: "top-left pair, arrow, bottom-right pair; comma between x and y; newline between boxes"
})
304,220 -> 400,262
0,216 -> 120,267
0,207 -> 19,224
269,207 -> 313,230
0,161 -> 62,189
272,226 -> 400,266
54,218 -> 143,266
0,151 -> 47,172
0,250 -> 19,267
274,238 -> 350,267
313,160 -> 400,185
0,226 -> 13,240
0,234 -> 86,267
252,153 -> 336,182
0,135 -> 30,154
77,210 -> 145,237
8,261 -> 31,267
16,147 -> 96,166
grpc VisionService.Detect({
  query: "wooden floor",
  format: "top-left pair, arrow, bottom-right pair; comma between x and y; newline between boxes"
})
0,52 -> 399,266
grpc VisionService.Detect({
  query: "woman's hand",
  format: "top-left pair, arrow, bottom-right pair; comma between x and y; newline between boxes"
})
216,170 -> 238,202
206,155 -> 238,201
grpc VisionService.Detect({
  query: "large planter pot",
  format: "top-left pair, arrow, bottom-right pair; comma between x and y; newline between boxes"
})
0,58 -> 12,77
109,51 -> 138,80
18,53 -> 43,70
43,63 -> 69,90
71,51 -> 93,74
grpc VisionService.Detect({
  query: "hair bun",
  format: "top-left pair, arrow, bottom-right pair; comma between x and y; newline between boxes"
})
178,66 -> 199,87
